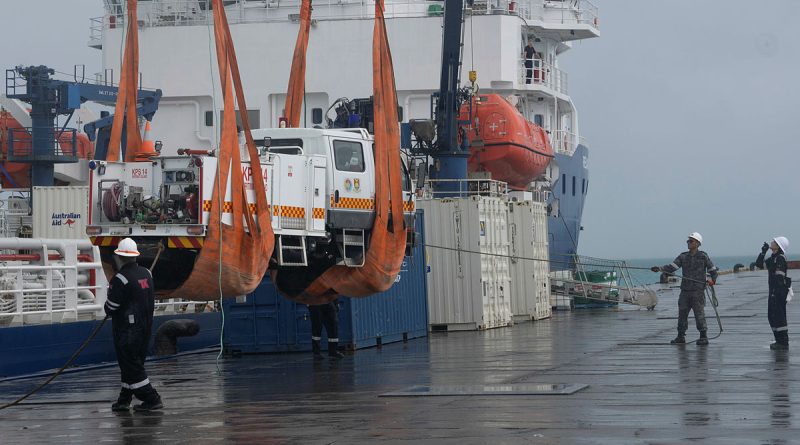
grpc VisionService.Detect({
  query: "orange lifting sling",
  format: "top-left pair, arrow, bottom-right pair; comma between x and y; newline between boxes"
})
284,0 -> 313,128
106,0 -> 143,162
159,0 -> 274,299
279,0 -> 408,305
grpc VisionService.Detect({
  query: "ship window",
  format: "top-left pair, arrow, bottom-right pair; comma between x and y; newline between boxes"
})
312,108 -> 323,125
534,114 -> 544,127
561,174 -> 566,194
220,109 -> 260,130
582,178 -> 586,195
333,140 -> 365,172
204,111 -> 213,127
572,176 -> 576,196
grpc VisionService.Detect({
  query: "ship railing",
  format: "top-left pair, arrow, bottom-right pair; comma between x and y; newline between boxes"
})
154,299 -> 218,314
93,0 -> 594,28
551,129 -> 584,155
549,254 -> 658,309
88,17 -> 104,49
518,58 -> 568,95
421,178 -> 509,199
0,239 -> 110,327
528,0 -> 599,29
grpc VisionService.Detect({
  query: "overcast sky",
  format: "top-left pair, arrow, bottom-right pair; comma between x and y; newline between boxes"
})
1,0 -> 797,260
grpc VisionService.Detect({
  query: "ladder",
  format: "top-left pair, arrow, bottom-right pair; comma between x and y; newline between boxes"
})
277,235 -> 308,266
340,229 -> 366,267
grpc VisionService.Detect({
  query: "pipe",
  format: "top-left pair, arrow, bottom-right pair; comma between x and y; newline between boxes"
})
177,148 -> 213,156
0,253 -> 93,262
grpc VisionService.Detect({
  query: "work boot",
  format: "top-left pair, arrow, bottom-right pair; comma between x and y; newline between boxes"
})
133,397 -> 163,412
328,341 -> 344,359
111,388 -> 133,411
670,335 -> 686,344
312,339 -> 324,360
696,331 -> 709,346
770,342 -> 789,350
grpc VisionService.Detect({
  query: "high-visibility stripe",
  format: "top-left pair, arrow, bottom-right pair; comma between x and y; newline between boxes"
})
311,336 -> 322,341
115,273 -> 128,285
776,326 -> 789,332
106,300 -> 120,308
312,208 -> 325,219
128,378 -> 150,389
330,195 -> 374,210
776,270 -> 786,276
279,206 -> 305,218
167,237 -> 204,249
203,200 -> 261,215
669,262 -> 679,269
91,236 -> 122,247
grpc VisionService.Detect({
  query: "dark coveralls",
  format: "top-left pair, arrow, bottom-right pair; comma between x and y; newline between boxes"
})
757,251 -> 790,345
104,262 -> 161,404
524,44 -> 536,84
659,251 -> 719,336
309,301 -> 341,356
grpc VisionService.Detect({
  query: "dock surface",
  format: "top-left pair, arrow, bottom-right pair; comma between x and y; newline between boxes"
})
1,269 -> 798,444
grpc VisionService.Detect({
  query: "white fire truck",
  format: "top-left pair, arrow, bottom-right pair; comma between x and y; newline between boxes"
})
87,127 -> 416,291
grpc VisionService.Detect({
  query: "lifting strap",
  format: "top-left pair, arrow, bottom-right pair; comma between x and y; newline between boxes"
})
284,0 -> 313,128
283,0 -> 408,305
159,0 -> 274,300
106,0 -> 143,162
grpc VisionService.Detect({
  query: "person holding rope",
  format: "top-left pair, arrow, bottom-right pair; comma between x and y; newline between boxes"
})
105,238 -> 163,412
756,237 -> 792,350
651,232 -> 719,345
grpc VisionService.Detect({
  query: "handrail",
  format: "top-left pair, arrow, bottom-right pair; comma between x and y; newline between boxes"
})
518,58 -> 568,94
422,178 -> 509,199
92,0 -> 599,28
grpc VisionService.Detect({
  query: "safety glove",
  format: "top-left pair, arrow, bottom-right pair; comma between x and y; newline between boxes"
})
650,266 -> 660,273
761,242 -> 769,255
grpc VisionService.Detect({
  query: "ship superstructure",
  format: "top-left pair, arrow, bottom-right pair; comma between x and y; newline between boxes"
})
89,0 -> 599,271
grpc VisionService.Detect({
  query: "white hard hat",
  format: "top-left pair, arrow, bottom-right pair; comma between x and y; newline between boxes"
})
773,236 -> 789,254
114,238 -> 140,257
688,232 -> 703,245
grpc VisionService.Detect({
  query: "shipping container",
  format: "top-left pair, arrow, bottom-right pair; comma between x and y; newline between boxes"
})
32,186 -> 89,240
508,200 -> 551,321
419,196 -> 512,331
222,210 -> 429,353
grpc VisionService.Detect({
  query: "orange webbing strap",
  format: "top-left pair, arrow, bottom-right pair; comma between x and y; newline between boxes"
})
107,0 -> 143,162
284,0 -> 313,128
159,0 -> 273,300
282,0 -> 408,305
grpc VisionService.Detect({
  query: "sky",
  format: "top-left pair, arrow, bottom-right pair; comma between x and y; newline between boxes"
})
560,0 -> 800,259
1,0 -> 798,260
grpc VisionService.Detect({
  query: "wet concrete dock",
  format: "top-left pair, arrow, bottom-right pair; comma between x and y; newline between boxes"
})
1,268 -> 798,444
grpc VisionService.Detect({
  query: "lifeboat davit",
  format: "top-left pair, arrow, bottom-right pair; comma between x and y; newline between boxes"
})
460,94 -> 554,190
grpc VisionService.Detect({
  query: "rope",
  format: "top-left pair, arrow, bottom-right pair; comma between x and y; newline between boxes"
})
0,317 -> 109,411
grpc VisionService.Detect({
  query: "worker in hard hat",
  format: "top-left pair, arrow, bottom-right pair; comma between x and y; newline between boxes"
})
651,232 -> 719,345
756,237 -> 792,350
104,238 -> 163,412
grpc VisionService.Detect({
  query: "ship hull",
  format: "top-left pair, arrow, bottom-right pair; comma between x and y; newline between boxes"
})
0,313 -> 221,379
548,144 -> 589,271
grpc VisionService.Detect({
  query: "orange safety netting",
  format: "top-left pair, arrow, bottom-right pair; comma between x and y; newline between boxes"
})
281,0 -> 408,305
160,0 -> 274,300
283,0 -> 313,128
106,0 -> 143,163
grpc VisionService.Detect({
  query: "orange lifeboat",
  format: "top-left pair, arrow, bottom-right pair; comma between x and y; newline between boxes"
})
0,112 -> 30,187
0,111 -> 92,187
460,94 -> 554,190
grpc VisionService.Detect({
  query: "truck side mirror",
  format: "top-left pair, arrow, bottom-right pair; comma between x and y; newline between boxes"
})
415,163 -> 427,190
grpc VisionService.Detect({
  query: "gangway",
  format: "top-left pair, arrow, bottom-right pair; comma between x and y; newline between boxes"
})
550,255 -> 657,310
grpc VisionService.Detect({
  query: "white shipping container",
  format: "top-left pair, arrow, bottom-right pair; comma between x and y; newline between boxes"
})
508,201 -> 551,321
32,186 -> 90,240
420,196 -> 512,331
